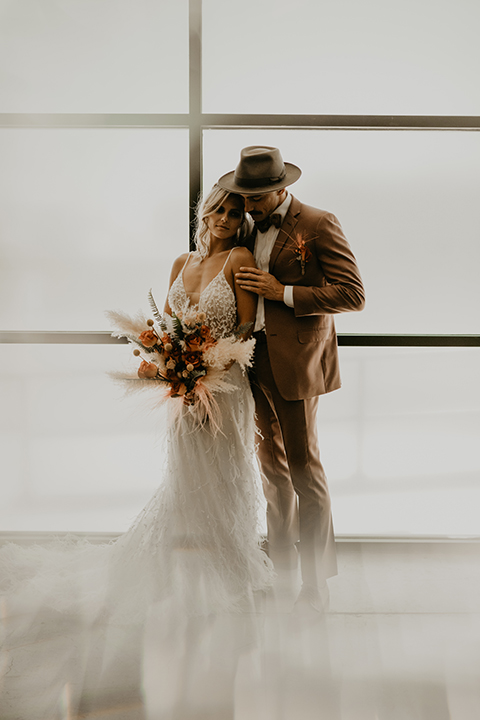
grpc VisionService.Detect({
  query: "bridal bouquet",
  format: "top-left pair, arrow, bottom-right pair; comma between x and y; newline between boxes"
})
106,292 -> 255,431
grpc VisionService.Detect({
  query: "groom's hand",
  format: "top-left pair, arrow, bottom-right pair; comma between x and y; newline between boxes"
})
236,267 -> 284,302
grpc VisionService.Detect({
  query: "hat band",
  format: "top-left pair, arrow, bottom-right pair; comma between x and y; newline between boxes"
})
233,168 -> 286,189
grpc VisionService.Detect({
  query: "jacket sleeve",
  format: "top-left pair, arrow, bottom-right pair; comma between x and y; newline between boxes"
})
293,212 -> 365,317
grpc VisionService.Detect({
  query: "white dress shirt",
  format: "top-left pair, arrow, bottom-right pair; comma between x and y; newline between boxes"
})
253,193 -> 294,332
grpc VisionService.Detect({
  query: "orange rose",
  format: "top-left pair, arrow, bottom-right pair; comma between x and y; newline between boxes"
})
183,351 -> 202,368
199,325 -> 215,345
139,330 -> 159,348
185,334 -> 203,352
137,361 -> 158,379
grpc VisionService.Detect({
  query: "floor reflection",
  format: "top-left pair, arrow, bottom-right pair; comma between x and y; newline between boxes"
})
2,542 -> 480,719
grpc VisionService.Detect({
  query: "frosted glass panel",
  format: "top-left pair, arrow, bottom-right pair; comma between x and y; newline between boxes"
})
203,129 -> 480,334
322,347 -> 480,537
0,128 -> 189,330
0,344 -> 166,533
1,345 -> 478,536
203,0 -> 480,115
0,0 -> 188,112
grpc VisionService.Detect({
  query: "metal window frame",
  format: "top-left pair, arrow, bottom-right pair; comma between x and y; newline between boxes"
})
1,0 -> 479,348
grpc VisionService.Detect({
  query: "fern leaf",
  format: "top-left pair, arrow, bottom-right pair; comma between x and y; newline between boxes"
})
171,313 -> 184,340
233,321 -> 253,338
147,289 -> 165,328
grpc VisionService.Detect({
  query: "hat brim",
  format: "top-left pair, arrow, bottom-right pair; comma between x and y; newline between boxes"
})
217,162 -> 302,196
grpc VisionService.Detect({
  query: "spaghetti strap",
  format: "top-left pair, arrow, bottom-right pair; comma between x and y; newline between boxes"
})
221,247 -> 237,271
180,252 -> 192,279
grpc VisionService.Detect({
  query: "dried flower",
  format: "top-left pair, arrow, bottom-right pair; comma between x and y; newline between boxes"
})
108,292 -> 256,434
185,335 -> 203,351
139,330 -> 158,348
291,232 -> 312,275
169,378 -> 187,396
199,326 -> 215,347
183,352 -> 202,368
137,361 -> 158,379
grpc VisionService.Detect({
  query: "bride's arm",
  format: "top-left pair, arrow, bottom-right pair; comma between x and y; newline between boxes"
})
163,253 -> 189,315
229,247 -> 258,340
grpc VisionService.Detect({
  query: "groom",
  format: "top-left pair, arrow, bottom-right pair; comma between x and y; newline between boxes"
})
218,146 -> 365,611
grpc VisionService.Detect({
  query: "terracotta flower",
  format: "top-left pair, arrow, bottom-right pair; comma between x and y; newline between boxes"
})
292,232 -> 312,275
199,325 -> 215,344
139,330 -> 159,348
185,335 -> 203,351
137,360 -> 158,379
183,351 -> 202,368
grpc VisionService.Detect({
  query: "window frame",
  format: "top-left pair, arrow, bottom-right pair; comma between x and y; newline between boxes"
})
0,0 -> 479,351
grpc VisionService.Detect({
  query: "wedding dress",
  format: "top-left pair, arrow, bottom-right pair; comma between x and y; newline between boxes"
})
0,248 -> 274,718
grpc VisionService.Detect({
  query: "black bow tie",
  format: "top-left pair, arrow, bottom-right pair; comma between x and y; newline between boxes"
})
254,213 -> 282,233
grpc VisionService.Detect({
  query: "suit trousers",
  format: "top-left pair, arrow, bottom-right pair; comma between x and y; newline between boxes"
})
250,333 -> 338,588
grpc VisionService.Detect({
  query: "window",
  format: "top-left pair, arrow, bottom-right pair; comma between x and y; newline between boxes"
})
1,0 -> 479,536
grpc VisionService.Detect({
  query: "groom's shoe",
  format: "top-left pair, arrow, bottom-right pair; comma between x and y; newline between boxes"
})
293,582 -> 330,614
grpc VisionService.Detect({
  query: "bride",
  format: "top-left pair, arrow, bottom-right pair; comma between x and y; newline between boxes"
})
0,184 -> 274,717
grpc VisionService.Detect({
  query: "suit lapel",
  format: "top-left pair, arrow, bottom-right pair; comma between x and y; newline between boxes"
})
243,228 -> 256,254
269,195 -> 301,271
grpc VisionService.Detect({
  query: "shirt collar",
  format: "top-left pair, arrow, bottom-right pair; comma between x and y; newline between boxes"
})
275,191 -> 292,221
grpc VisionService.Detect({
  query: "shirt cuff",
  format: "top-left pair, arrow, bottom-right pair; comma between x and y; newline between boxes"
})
283,285 -> 294,307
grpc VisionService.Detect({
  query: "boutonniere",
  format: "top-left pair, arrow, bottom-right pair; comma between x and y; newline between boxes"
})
291,232 -> 312,275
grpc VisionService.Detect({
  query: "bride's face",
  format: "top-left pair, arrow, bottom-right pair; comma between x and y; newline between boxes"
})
206,195 -> 244,241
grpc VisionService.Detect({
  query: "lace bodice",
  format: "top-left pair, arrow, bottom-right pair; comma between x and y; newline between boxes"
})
168,250 -> 237,339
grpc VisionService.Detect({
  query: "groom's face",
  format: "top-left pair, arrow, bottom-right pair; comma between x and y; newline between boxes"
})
242,190 -> 284,223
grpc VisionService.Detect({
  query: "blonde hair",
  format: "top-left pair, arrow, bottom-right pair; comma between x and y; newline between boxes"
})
194,184 -> 253,259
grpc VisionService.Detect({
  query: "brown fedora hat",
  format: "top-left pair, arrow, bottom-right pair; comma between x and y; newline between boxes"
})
217,146 -> 302,196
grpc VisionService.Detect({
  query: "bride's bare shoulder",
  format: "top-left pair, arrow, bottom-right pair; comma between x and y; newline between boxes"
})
168,252 -> 190,284
172,252 -> 190,268
230,246 -> 255,268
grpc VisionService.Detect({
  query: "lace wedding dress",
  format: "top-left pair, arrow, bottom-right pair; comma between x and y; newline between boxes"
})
0,249 -> 274,717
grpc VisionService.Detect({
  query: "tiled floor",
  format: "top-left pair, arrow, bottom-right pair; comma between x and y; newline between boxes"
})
1,540 -> 480,719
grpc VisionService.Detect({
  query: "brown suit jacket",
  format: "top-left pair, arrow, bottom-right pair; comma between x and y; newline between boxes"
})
246,196 -> 365,401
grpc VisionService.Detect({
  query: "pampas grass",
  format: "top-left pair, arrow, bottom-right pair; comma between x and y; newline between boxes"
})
105,309 -> 149,339
107,300 -> 256,435
204,336 -> 255,371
